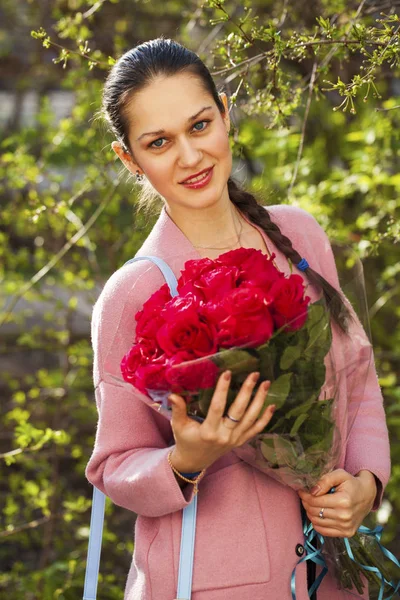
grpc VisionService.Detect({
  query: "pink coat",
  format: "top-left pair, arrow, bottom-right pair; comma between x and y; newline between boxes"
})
85,204 -> 391,600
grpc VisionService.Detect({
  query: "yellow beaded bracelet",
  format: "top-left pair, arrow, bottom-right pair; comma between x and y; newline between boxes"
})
167,450 -> 206,495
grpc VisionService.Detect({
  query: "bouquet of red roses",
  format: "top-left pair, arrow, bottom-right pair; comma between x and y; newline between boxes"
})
119,246 -> 343,486
122,249 -> 315,399
113,246 -> 398,599
120,247 -> 342,485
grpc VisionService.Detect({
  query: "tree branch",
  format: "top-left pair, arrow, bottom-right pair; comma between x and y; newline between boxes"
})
0,514 -> 61,539
211,38 -> 386,79
0,183 -> 119,328
375,104 -> 400,111
288,58 -> 318,197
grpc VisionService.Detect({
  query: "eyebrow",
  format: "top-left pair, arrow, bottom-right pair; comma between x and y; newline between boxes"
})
136,106 -> 214,141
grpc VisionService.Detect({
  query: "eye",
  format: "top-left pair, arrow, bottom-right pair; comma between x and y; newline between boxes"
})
148,119 -> 211,149
149,138 -> 164,149
193,119 -> 210,132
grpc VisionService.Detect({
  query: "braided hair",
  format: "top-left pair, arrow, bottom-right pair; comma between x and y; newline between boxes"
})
226,178 -> 352,333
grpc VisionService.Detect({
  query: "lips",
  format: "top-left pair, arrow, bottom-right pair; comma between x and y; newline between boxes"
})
179,166 -> 213,184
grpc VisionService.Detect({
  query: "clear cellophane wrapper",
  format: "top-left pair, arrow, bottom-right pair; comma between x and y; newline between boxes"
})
102,242 -> 398,599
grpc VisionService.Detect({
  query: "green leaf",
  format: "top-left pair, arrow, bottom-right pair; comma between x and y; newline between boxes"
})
280,344 -> 303,370
257,342 -> 276,381
260,435 -> 301,468
267,373 -> 292,409
290,413 -> 309,435
212,348 -> 259,375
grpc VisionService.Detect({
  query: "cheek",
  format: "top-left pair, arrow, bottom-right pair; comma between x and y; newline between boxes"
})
210,127 -> 231,159
141,159 -> 171,188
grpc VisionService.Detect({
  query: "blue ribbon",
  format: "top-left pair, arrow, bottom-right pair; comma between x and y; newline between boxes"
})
343,525 -> 400,600
292,486 -> 400,599
291,518 -> 328,600
291,486 -> 336,599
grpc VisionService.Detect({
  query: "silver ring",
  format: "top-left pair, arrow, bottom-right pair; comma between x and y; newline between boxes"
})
318,507 -> 325,519
225,413 -> 241,423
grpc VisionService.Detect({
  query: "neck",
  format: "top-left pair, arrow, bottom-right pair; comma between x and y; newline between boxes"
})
164,198 -> 247,250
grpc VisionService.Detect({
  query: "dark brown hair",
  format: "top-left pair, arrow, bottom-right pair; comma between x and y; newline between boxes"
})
101,36 -> 351,333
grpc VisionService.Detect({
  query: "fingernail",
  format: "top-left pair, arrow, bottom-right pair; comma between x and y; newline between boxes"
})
224,370 -> 231,380
270,404 -> 276,413
251,371 -> 260,382
263,380 -> 271,391
311,485 -> 321,495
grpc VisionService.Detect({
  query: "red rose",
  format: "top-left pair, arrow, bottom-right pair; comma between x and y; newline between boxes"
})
178,262 -> 239,302
121,345 -> 143,384
215,247 -> 257,267
267,274 -> 310,331
165,351 -> 219,393
193,265 -> 241,302
157,294 -> 218,357
199,301 -> 227,326
217,247 -> 283,292
160,293 -> 201,320
135,283 -> 172,339
121,340 -> 164,389
216,286 -> 274,348
134,355 -> 169,394
177,258 -> 215,292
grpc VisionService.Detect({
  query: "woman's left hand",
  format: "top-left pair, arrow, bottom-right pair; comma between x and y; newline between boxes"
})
298,469 -> 377,538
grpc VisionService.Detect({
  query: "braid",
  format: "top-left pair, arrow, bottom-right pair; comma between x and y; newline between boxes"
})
227,178 -> 352,334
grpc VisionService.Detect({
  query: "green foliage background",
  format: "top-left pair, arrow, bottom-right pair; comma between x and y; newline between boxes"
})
0,1 -> 399,598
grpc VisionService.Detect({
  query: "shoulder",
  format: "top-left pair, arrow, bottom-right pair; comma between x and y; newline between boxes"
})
263,204 -> 339,284
92,258 -> 168,326
265,204 -> 326,237
265,203 -> 331,251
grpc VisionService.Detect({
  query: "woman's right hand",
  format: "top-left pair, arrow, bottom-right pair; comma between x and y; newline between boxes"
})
168,370 -> 275,474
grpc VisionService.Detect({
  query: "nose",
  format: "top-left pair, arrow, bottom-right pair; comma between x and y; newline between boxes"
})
177,137 -> 202,168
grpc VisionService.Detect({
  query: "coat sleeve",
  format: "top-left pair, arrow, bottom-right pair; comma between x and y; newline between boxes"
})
283,206 -> 391,510
85,261 -> 195,517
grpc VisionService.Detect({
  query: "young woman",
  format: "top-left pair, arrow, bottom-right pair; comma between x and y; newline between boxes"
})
85,37 -> 391,600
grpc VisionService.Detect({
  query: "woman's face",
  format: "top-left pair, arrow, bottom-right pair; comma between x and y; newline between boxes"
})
113,73 -> 232,213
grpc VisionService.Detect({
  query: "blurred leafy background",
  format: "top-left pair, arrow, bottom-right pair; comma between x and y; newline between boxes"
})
0,0 -> 399,598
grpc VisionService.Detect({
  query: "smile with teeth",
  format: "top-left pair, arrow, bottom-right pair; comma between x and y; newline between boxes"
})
183,169 -> 211,184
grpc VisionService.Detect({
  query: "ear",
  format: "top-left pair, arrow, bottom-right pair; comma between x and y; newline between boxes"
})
218,92 -> 231,134
111,141 -> 143,177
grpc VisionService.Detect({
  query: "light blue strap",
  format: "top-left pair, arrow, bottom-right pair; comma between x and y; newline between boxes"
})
176,497 -> 198,599
83,487 -> 106,600
123,255 -> 178,296
83,255 -> 197,600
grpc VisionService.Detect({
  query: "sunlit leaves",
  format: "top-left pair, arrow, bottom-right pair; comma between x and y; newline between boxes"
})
2,0 -> 399,597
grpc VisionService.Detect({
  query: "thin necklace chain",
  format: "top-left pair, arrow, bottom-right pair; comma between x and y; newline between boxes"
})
193,209 -> 244,250
192,208 -> 277,266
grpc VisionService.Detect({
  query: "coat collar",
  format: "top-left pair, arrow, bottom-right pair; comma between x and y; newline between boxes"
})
135,202 -> 289,277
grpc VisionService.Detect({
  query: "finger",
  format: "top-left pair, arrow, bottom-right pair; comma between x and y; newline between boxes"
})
311,525 -> 349,538
299,490 -> 352,511
308,516 -> 357,537
305,504 -> 358,531
308,516 -> 342,531
305,506 -> 337,521
237,380 -> 271,432
239,400 -> 276,442
204,370 -> 231,427
308,469 -> 354,497
225,371 -> 261,421
168,393 -> 189,429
